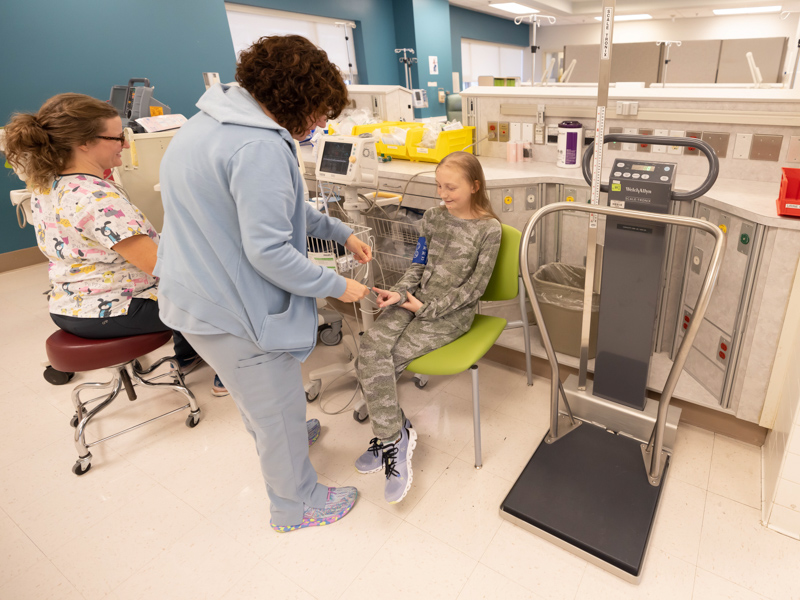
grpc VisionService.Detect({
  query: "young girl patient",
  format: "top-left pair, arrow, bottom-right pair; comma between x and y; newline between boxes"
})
355,151 -> 502,504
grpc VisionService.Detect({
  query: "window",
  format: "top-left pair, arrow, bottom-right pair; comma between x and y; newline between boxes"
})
461,38 -> 524,88
225,4 -> 358,83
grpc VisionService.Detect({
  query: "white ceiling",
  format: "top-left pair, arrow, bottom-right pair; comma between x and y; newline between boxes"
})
449,0 -> 800,25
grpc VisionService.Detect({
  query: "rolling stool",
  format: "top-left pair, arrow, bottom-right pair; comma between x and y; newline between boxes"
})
45,329 -> 201,476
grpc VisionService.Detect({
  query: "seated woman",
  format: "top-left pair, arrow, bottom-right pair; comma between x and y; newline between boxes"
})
355,151 -> 502,504
2,94 -> 225,390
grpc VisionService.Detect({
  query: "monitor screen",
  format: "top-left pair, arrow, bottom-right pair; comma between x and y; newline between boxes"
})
319,141 -> 352,176
632,164 -> 655,171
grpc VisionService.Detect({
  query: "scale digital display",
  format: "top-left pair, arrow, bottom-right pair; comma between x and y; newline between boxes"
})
632,165 -> 655,171
319,141 -> 352,175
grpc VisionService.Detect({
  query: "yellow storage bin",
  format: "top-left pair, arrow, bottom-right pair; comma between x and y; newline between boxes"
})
352,122 -> 423,160
406,126 -> 475,163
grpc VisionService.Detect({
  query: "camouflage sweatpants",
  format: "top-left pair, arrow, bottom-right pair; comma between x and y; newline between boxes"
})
355,305 -> 464,439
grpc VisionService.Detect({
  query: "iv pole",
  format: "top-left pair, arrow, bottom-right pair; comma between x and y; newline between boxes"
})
395,48 -> 417,89
656,40 -> 681,86
514,13 -> 557,84
335,22 -> 357,84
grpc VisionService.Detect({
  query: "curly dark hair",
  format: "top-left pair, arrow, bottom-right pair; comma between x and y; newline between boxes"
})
235,35 -> 349,136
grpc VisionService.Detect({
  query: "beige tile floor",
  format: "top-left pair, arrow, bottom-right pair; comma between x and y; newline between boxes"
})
2,263 -> 800,600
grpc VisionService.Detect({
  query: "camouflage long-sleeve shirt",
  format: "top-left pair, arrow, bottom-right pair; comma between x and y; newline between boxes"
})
390,206 -> 502,332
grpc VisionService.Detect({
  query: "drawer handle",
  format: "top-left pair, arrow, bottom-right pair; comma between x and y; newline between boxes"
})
383,183 -> 402,189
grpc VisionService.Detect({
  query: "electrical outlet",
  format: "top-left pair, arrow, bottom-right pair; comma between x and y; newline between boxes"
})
608,126 -> 623,151
653,129 -> 669,154
637,128 -> 653,152
584,128 -> 595,146
787,136 -> 800,163
702,132 -> 730,159
487,122 -> 498,142
668,130 -> 684,155
717,336 -> 731,366
691,246 -> 704,275
522,123 -> 534,143
733,133 -> 752,159
718,213 -> 731,235
534,123 -> 545,144
750,134 -> 783,161
547,125 -> 559,145
738,222 -> 755,255
510,122 -> 521,142
525,187 -> 537,210
684,131 -> 702,156
499,122 -> 510,143
502,188 -> 514,212
623,128 -> 637,152
629,101 -> 639,115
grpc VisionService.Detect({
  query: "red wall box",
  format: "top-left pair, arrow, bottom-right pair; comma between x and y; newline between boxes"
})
777,167 -> 800,218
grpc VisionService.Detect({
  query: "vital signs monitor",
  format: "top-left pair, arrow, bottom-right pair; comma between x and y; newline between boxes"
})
315,135 -> 379,186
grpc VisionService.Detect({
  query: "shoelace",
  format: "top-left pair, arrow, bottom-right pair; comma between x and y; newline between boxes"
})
366,437 -> 382,458
382,443 -> 399,479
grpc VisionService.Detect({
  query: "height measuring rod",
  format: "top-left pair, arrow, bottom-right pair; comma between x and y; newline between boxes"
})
578,0 -> 615,390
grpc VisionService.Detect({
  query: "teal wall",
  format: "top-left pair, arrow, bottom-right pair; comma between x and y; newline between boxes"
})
0,0 -> 236,255
234,0 -> 399,85
449,5 -> 531,85
1,0 -> 527,256
409,0 -> 453,119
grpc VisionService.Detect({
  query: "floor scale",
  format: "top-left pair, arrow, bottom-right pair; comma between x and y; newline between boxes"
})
499,1 -> 727,582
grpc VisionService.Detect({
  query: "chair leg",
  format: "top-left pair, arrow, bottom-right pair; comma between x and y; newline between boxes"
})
72,369 -> 123,466
518,277 -> 533,386
129,359 -> 201,423
470,364 -> 482,470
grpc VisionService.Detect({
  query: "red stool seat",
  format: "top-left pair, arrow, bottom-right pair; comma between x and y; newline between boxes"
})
46,330 -> 173,373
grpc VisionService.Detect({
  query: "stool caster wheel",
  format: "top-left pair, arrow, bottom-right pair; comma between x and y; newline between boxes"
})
70,413 -> 79,428
44,366 -> 74,386
413,375 -> 428,389
353,408 -> 369,423
185,413 -> 201,428
72,459 -> 91,476
305,380 -> 321,403
319,325 -> 342,346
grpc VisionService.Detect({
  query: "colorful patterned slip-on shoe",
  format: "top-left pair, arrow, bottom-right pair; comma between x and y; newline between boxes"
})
382,423 -> 417,504
307,418 -> 321,448
270,486 -> 358,532
211,374 -> 229,397
354,418 -> 413,474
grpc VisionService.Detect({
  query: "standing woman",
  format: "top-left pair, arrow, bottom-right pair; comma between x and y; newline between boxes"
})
156,35 -> 371,532
2,94 -> 202,370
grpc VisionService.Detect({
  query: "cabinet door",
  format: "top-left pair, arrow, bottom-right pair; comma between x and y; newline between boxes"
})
673,205 -> 761,405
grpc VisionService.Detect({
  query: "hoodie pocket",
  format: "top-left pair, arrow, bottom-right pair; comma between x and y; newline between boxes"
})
257,294 -> 316,353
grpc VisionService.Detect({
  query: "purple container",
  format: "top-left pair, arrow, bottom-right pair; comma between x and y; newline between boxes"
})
557,120 -> 583,168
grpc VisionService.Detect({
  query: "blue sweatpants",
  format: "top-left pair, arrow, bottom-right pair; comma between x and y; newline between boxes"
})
183,332 -> 329,526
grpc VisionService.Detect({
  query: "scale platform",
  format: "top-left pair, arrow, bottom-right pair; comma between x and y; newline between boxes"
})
500,421 -> 668,583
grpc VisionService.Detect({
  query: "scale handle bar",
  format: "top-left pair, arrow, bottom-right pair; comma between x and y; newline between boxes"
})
582,135 -> 719,202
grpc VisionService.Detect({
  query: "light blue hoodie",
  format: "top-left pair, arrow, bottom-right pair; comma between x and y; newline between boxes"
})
155,84 -> 352,360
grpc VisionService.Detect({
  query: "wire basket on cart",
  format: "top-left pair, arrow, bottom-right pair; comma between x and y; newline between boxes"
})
364,215 -> 419,289
307,222 -> 371,277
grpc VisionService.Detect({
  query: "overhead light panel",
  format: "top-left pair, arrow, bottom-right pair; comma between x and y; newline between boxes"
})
594,13 -> 653,21
712,6 -> 781,15
491,3 -> 540,15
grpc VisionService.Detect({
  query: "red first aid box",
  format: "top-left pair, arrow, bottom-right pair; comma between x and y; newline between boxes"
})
777,167 -> 800,218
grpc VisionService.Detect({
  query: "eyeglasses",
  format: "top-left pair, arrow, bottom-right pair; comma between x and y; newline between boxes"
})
96,134 -> 126,144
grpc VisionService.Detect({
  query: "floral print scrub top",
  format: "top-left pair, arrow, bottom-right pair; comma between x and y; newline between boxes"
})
31,174 -> 159,318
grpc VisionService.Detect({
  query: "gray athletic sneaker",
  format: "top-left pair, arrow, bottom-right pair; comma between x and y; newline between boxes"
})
355,418 -> 413,474
382,424 -> 417,504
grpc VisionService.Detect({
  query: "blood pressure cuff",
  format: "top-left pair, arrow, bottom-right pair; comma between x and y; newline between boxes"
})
412,236 -> 428,265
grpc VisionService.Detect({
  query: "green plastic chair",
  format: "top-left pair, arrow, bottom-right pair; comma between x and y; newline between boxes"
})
406,223 -> 531,469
